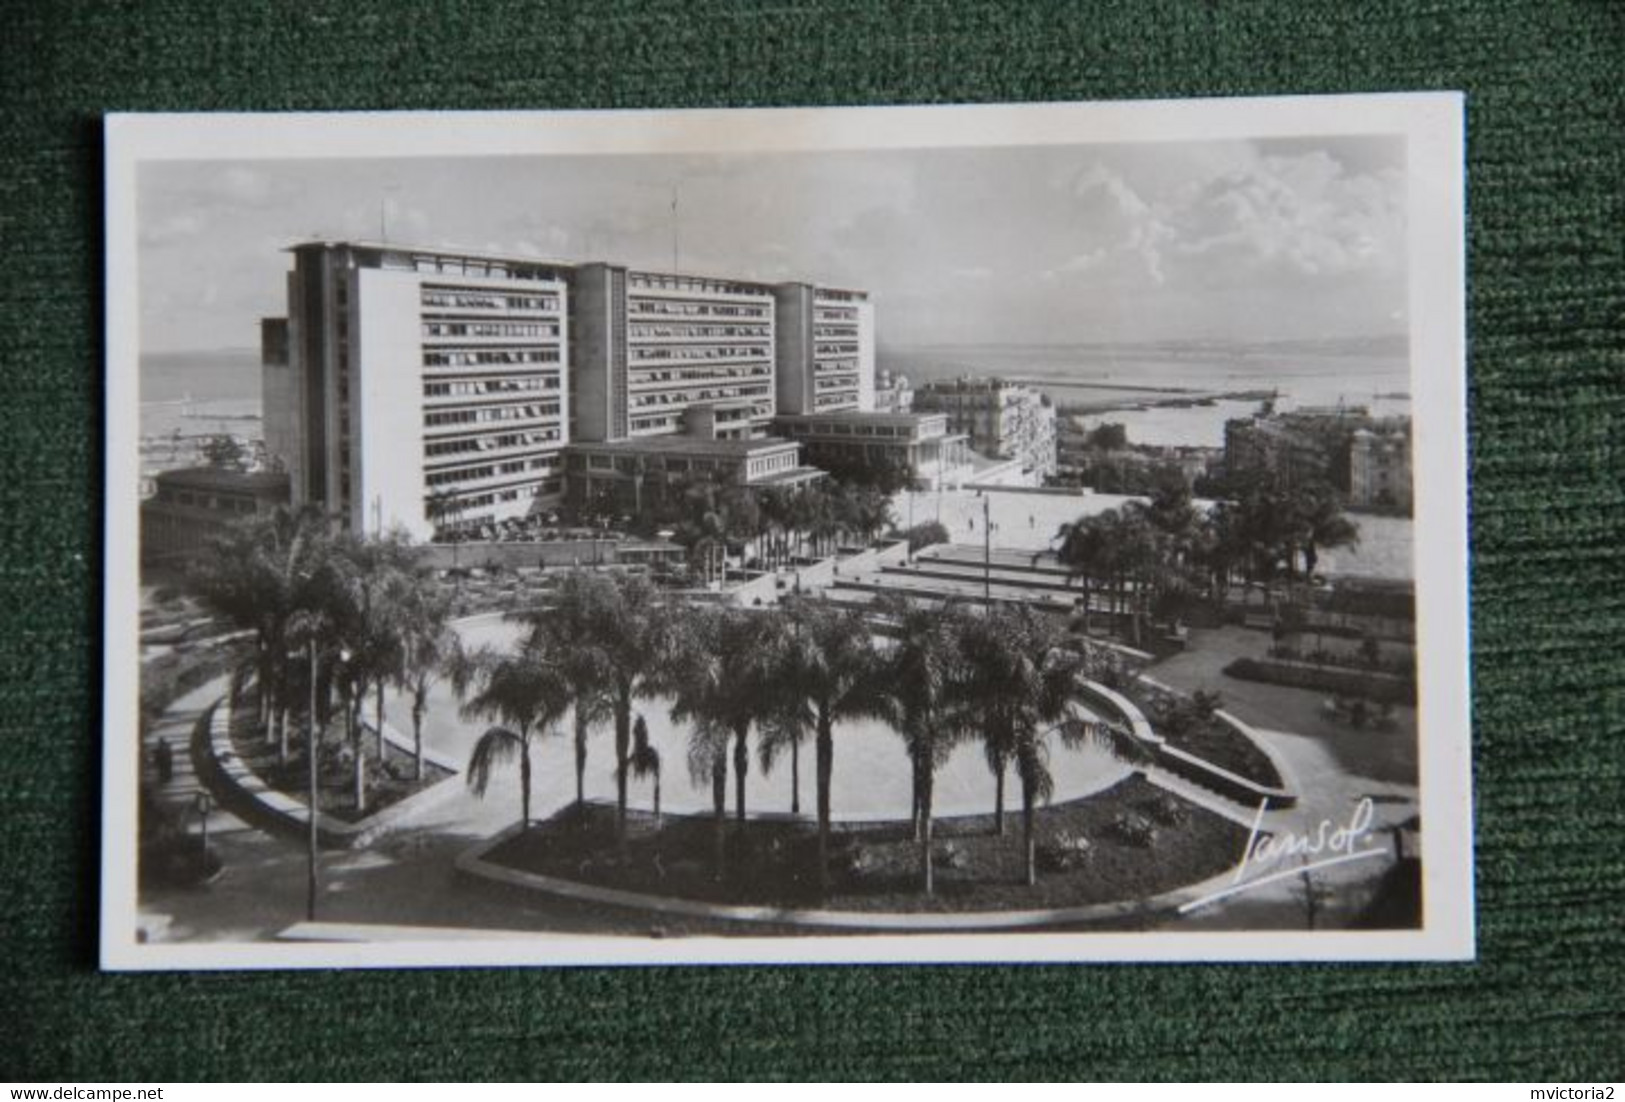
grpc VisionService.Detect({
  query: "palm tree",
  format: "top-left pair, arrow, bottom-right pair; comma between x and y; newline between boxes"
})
956,605 -> 1100,885
394,584 -> 456,782
581,571 -> 676,845
756,714 -> 808,815
668,605 -> 779,825
875,596 -> 965,895
521,571 -> 617,805
955,606 -> 1083,866
190,506 -> 331,763
453,639 -> 572,830
774,598 -> 883,897
629,714 -> 661,821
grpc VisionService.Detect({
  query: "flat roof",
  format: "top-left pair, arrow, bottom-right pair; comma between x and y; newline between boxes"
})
283,240 -> 866,298
565,435 -> 801,458
774,410 -> 945,425
154,467 -> 291,494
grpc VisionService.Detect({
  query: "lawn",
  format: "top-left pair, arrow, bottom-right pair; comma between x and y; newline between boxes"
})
228,695 -> 454,825
483,775 -> 1247,916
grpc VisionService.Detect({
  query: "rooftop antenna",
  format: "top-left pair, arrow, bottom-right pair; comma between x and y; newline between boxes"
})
379,183 -> 400,243
670,182 -> 680,273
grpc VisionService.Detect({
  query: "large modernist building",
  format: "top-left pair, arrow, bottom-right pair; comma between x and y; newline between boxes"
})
260,241 -> 886,540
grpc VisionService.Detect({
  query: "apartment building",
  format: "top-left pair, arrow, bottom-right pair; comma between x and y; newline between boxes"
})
1349,424 -> 1414,511
912,376 -> 1057,480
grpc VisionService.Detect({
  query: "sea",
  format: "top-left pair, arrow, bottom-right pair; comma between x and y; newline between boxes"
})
140,336 -> 1414,455
880,336 -> 1412,449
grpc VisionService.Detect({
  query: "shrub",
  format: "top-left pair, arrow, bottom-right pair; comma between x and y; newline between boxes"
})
1107,812 -> 1158,848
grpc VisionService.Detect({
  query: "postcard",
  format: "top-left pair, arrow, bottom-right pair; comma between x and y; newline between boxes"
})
103,93 -> 1471,968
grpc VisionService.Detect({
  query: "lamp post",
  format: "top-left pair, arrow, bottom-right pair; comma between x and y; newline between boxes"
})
306,636 -> 320,922
983,494 -> 993,606
193,789 -> 213,865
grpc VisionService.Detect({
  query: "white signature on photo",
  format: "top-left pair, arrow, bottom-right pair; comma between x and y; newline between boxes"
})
1178,797 -> 1389,914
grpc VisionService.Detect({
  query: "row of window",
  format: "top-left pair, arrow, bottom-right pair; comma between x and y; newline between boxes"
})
629,364 -> 770,386
425,454 -> 558,487
573,453 -> 737,475
630,383 -> 771,411
425,428 -> 561,458
425,377 -> 556,399
628,323 -> 771,340
815,343 -> 860,356
814,394 -> 861,411
814,307 -> 858,323
421,289 -> 559,313
425,402 -> 561,428
629,346 -> 770,365
442,480 -> 559,512
628,299 -> 770,320
628,273 -> 771,298
813,325 -> 859,339
816,377 -> 860,392
423,321 -> 560,339
424,348 -> 561,368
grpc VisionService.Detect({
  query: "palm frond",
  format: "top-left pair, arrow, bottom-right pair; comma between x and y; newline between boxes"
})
466,726 -> 523,798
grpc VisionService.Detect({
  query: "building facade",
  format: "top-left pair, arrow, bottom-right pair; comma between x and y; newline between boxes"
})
1223,405 -> 1413,504
772,410 -> 970,490
141,466 -> 291,565
773,284 -> 876,415
912,376 -> 1057,480
263,242 -> 572,541
261,241 -> 880,540
1349,424 -> 1414,511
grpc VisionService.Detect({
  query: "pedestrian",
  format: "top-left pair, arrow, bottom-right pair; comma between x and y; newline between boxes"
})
154,737 -> 173,784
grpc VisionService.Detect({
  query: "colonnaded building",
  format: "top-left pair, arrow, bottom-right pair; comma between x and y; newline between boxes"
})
259,241 -> 973,541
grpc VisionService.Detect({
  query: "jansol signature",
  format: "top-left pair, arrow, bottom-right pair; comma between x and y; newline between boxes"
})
1178,797 -> 1388,914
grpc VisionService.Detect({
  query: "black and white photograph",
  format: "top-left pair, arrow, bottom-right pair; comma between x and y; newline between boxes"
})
103,96 -> 1471,968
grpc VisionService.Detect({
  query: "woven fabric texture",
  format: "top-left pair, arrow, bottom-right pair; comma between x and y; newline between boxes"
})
2,0 -> 1621,1082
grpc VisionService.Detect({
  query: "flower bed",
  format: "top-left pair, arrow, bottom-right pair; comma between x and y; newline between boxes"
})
226,695 -> 454,825
1125,679 -> 1284,791
479,775 -> 1247,915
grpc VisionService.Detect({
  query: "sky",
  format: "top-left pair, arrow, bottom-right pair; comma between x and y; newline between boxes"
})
137,135 -> 1407,354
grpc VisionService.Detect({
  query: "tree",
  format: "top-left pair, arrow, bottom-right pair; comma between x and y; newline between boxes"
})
668,605 -> 780,826
955,604 -> 1092,883
453,639 -> 572,830
394,584 -> 456,782
629,714 -> 661,821
578,572 -> 677,846
773,598 -> 883,897
519,571 -> 617,805
876,596 -> 965,895
200,434 -> 250,471
190,506 -> 332,764
324,531 -> 416,812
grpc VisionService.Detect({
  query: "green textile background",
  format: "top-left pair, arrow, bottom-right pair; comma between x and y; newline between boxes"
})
3,0 -> 1621,1082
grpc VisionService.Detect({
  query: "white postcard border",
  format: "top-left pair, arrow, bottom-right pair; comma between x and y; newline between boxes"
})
102,93 -> 1472,969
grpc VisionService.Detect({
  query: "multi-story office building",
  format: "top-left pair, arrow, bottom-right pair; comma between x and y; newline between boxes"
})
912,376 -> 1057,480
572,264 -> 780,443
773,284 -> 875,415
260,241 -> 882,540
262,241 -> 572,541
